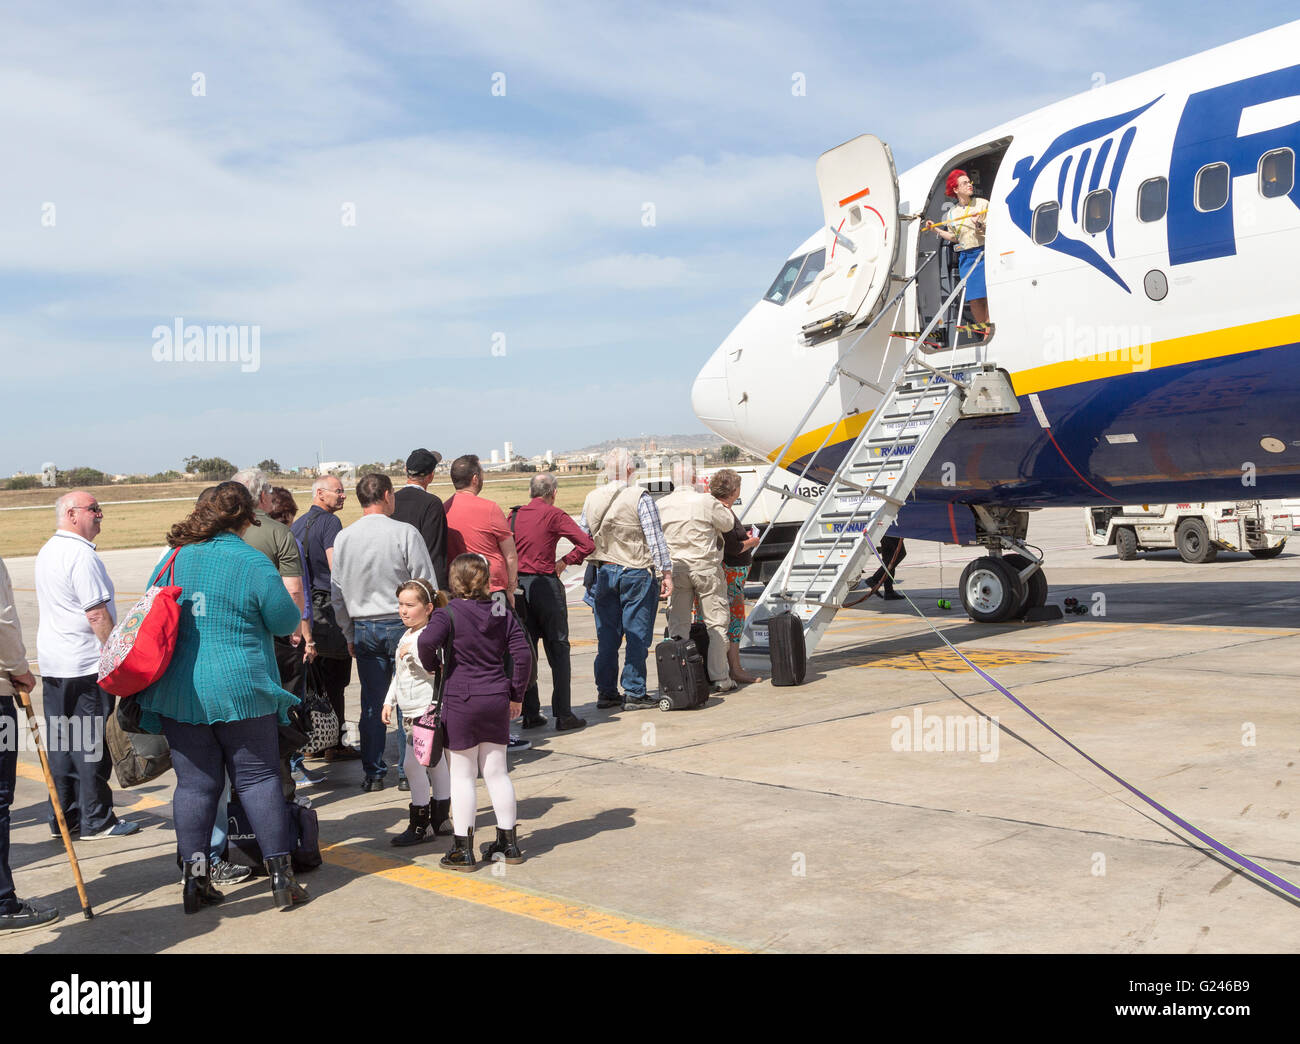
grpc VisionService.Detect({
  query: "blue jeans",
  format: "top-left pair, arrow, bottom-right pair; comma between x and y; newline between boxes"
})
210,776 -> 229,861
162,714 -> 291,865
353,616 -> 405,779
0,692 -> 18,914
592,564 -> 659,699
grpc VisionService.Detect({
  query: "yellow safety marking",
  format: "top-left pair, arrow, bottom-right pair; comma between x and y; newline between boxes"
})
1030,625 -> 1130,645
769,313 -> 1300,471
851,648 -> 1059,672
14,762 -> 170,812
321,842 -> 748,954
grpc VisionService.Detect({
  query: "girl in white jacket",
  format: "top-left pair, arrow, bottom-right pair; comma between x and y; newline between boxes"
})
381,579 -> 452,845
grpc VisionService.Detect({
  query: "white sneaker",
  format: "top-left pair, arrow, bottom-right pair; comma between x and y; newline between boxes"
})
82,820 -> 140,840
507,735 -> 531,753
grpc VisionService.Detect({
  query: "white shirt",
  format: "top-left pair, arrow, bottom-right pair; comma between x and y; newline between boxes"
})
35,530 -> 117,678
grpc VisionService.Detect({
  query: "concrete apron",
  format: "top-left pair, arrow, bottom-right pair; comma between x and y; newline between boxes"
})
2,506 -> 1298,953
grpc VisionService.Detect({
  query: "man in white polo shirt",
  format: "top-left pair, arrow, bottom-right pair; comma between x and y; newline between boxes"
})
34,492 -> 138,840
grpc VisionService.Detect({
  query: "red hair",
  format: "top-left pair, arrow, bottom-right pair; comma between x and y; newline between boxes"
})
945,169 -> 967,198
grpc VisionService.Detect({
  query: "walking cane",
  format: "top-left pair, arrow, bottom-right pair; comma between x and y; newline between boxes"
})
11,679 -> 94,919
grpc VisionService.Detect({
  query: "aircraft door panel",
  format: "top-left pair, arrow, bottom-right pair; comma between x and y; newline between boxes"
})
808,134 -> 901,329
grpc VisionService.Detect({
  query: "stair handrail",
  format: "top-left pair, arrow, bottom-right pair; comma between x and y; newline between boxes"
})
755,252 -> 986,607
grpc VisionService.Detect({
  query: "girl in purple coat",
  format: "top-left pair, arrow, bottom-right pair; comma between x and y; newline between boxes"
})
418,554 -> 533,870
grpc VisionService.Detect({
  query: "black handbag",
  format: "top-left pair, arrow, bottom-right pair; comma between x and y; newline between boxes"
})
297,662 -> 340,754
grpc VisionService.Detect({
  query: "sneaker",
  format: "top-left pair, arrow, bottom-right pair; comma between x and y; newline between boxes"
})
520,715 -> 548,730
49,823 -> 79,840
507,736 -> 531,753
0,901 -> 60,934
555,714 -> 587,732
82,820 -> 140,840
622,695 -> 659,710
291,764 -> 325,787
595,695 -> 622,709
209,857 -> 253,885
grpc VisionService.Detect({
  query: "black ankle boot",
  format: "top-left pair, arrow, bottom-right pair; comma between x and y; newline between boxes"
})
182,860 -> 225,914
265,854 -> 311,910
430,798 -> 453,836
479,826 -> 525,865
391,803 -> 432,847
440,827 -> 476,872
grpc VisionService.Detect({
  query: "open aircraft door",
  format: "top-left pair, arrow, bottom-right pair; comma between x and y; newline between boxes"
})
802,134 -> 900,342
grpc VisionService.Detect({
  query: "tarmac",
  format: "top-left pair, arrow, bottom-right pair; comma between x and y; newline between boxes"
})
2,506 -> 1298,953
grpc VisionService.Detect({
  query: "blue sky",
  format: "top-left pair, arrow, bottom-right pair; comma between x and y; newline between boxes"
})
0,1 -> 1288,475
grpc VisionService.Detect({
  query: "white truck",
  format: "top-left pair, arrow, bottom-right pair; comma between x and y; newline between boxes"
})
1085,501 -> 1292,563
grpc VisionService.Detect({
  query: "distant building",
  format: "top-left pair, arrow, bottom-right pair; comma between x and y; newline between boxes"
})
317,460 -> 356,483
490,449 -> 500,465
504,441 -> 514,463
41,463 -> 56,488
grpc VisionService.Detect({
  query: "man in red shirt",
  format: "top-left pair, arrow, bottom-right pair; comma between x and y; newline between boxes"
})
444,455 -> 518,602
509,473 -> 595,732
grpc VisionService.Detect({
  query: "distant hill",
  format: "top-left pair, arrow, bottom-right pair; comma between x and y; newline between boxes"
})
567,432 -> 726,454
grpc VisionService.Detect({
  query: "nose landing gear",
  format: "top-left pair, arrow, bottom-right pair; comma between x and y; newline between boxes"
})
955,507 -> 1049,623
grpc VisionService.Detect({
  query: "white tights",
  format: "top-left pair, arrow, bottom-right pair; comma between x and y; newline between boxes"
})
402,742 -> 451,807
448,743 -> 516,834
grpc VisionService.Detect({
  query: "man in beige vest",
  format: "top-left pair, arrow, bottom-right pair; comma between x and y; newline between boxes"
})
579,449 -> 673,710
656,460 -> 736,692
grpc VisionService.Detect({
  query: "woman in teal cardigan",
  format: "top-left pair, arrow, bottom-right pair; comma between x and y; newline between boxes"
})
137,482 -> 311,913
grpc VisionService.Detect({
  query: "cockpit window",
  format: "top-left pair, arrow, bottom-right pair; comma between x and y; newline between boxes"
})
764,254 -> 806,304
763,249 -> 826,305
791,249 -> 826,298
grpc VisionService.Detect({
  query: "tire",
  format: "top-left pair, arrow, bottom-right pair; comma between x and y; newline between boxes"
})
1175,518 -> 1217,563
658,697 -> 673,712
1249,541 -> 1286,559
959,556 -> 1026,623
1114,528 -> 1139,561
1003,553 -> 1048,614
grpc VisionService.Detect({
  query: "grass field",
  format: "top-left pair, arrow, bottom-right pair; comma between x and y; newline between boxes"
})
0,476 -> 601,558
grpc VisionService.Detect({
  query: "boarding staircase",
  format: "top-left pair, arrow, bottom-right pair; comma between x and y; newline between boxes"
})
738,247 -> 1017,663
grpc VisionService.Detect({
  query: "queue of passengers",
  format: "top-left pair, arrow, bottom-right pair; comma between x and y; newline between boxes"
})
0,450 -> 759,929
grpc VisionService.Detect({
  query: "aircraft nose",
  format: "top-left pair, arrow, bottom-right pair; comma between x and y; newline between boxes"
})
691,344 -> 738,441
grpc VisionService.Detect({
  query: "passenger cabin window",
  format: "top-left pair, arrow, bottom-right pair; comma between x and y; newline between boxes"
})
1137,177 -> 1167,222
790,248 -> 826,298
763,254 -> 805,304
1032,201 -> 1059,245
1083,188 -> 1112,234
1195,162 -> 1230,212
1259,148 -> 1294,199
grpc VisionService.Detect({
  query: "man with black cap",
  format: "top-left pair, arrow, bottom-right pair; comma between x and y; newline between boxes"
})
393,448 -> 448,595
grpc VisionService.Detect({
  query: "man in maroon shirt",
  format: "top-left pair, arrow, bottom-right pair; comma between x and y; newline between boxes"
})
510,473 -> 595,732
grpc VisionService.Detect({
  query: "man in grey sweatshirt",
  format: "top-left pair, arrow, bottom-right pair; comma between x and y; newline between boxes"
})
331,473 -> 436,790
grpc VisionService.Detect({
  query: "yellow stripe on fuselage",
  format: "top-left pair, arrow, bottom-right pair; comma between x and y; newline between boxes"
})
770,313 -> 1300,470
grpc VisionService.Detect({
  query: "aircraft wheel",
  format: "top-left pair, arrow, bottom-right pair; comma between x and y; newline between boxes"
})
1003,553 -> 1048,613
960,556 -> 1026,623
1176,519 -> 1217,563
1249,541 -> 1286,559
1114,528 -> 1139,561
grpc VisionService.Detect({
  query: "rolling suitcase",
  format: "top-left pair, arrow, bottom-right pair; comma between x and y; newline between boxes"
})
768,611 -> 807,686
654,637 -> 710,710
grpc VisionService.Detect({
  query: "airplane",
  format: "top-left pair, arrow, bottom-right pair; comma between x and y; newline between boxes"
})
691,19 -> 1300,624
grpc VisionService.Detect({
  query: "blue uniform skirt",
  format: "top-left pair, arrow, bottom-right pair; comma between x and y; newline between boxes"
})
957,246 -> 987,300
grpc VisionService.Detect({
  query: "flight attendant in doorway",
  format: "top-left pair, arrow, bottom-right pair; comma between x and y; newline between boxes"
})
934,169 -> 991,337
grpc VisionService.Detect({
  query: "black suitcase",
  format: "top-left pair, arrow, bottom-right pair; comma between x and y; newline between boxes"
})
654,637 -> 710,710
768,612 -> 807,686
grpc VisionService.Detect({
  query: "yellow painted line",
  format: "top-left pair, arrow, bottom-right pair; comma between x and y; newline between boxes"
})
1030,625 -> 1129,645
15,762 -> 170,812
321,842 -> 748,954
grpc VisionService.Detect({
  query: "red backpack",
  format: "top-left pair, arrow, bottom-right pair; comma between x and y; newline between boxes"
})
97,548 -> 183,698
